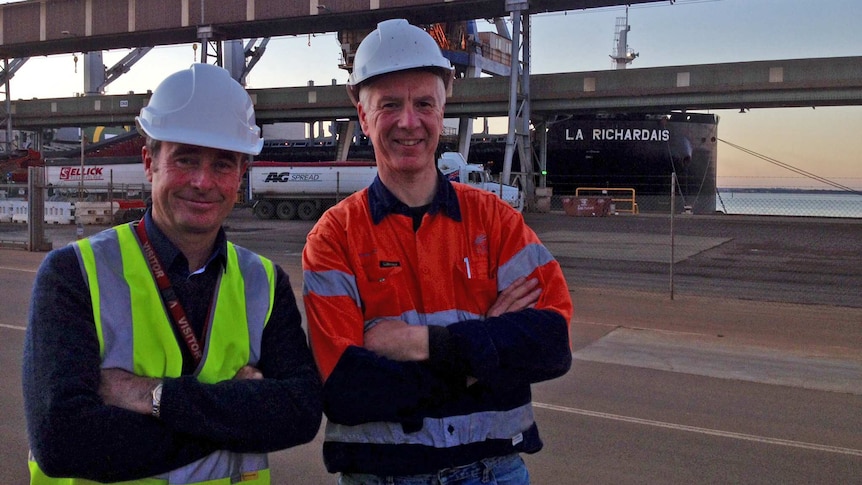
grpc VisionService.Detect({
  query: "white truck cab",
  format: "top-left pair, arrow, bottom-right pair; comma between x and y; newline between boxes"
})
437,152 -> 524,212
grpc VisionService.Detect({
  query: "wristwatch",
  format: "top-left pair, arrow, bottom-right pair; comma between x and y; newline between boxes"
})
151,382 -> 163,418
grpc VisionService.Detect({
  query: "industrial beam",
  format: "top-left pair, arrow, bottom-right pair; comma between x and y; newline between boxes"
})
8,57 -> 862,130
0,0 -> 664,59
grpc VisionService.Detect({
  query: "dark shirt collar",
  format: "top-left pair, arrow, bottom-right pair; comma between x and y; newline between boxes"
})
368,170 -> 462,225
141,210 -> 228,277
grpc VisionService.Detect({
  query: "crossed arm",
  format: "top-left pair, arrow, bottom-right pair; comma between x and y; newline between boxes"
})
23,248 -> 322,482
363,276 -> 542,362
98,364 -> 264,415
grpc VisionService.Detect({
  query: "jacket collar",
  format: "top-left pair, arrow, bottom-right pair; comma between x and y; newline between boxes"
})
368,171 -> 462,225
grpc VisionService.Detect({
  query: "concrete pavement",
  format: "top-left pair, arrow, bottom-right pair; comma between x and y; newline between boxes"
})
1,210 -> 860,483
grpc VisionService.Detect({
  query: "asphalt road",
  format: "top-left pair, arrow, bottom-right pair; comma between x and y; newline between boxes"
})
1,211 -> 860,484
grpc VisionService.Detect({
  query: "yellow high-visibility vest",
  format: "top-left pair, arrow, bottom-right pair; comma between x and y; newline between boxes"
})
30,223 -> 276,485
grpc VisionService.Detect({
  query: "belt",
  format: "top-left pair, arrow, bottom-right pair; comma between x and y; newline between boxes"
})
340,453 -> 523,485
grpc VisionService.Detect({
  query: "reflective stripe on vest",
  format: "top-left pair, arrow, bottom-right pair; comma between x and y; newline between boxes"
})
29,223 -> 276,485
324,402 -> 535,448
29,459 -> 271,485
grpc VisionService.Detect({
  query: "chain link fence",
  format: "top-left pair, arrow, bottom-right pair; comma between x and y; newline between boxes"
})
527,173 -> 861,308
528,210 -> 862,308
542,174 -> 862,219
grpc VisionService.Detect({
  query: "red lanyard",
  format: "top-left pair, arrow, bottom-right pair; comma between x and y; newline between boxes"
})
135,219 -> 204,365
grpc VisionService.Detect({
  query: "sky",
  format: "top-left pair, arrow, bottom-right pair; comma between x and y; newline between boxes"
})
2,0 -> 861,189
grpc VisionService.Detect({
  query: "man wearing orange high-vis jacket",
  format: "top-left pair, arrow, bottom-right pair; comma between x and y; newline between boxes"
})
302,19 -> 573,485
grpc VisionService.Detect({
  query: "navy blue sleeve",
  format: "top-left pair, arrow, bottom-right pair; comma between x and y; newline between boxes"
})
22,246 -> 217,482
322,309 -> 570,427
323,344 -> 467,427
162,266 -> 323,452
22,250 -> 322,482
445,308 -> 573,387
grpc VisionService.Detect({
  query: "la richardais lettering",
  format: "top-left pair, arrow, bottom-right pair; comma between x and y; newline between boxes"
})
565,128 -> 670,142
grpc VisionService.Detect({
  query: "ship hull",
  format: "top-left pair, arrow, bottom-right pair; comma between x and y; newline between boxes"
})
465,113 -> 719,214
260,112 -> 720,214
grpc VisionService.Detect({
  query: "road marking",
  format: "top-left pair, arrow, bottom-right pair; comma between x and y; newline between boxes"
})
533,402 -> 862,457
573,328 -> 862,395
0,265 -> 37,273
0,323 -> 26,331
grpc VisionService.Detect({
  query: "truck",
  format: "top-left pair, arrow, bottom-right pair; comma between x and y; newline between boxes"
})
0,156 -> 149,225
43,157 -> 151,197
248,152 -> 523,220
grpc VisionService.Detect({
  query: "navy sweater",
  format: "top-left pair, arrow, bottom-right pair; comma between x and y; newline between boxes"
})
22,214 -> 322,483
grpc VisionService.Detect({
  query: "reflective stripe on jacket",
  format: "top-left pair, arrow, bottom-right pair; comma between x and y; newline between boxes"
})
29,223 -> 276,485
303,182 -> 573,475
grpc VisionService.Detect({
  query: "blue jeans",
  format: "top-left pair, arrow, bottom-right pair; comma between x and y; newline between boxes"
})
337,453 -> 529,485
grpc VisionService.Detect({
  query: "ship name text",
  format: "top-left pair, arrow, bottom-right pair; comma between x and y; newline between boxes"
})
565,128 -> 670,142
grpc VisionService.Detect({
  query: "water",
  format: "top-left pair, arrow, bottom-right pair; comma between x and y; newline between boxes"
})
716,191 -> 862,218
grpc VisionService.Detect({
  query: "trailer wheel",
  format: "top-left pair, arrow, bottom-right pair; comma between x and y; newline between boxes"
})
297,201 -> 321,221
253,200 -> 276,219
276,200 -> 297,220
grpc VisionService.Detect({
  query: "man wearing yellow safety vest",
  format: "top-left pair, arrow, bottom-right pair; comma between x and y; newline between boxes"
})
23,63 -> 322,484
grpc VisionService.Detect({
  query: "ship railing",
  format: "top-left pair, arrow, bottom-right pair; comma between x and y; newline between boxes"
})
574,187 -> 639,214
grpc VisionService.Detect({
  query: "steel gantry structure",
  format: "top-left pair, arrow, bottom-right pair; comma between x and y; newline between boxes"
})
0,0 -> 670,208
4,1 -> 862,206
10,57 -> 862,127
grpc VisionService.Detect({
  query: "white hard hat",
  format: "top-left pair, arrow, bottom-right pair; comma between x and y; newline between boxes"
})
136,63 -> 263,156
347,18 -> 454,104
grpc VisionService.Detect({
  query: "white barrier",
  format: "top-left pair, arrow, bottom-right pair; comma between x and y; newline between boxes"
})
0,200 -> 129,225
0,200 -> 15,222
11,200 -> 28,223
45,201 -> 75,224
75,201 -> 119,225
0,200 -> 77,224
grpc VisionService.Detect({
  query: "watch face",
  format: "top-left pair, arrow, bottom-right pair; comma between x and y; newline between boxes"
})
152,383 -> 163,418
